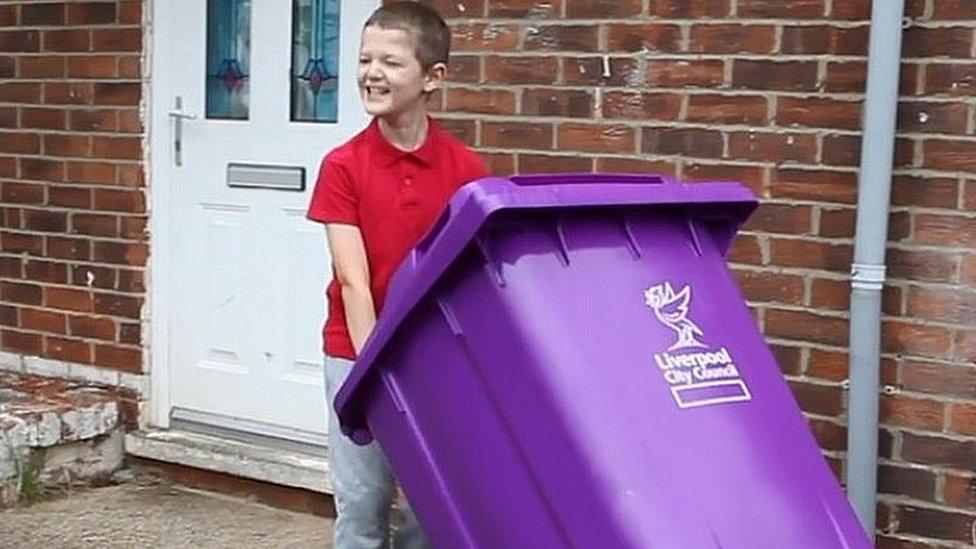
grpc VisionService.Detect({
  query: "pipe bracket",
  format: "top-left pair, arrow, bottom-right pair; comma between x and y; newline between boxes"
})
851,263 -> 886,291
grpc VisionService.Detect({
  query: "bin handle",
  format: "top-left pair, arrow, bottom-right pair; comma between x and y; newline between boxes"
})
508,173 -> 668,186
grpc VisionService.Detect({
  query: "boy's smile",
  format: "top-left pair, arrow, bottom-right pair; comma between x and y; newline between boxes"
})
358,26 -> 441,118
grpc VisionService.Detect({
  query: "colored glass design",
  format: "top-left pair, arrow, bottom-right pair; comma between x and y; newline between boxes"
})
291,0 -> 340,123
206,0 -> 251,120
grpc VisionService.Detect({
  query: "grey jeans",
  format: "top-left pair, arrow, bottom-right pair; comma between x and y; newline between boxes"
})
325,355 -> 428,549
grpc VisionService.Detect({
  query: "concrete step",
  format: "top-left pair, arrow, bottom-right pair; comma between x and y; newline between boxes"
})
0,372 -> 122,506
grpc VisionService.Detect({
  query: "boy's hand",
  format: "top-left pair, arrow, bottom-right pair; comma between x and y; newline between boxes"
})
326,224 -> 376,357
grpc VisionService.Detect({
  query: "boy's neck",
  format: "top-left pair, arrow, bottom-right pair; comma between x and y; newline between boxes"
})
377,108 -> 430,153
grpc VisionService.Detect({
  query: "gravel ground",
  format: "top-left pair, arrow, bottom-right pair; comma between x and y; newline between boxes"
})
0,481 -> 333,548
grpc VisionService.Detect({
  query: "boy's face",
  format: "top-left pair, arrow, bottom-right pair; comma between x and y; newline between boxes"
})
358,25 -> 443,118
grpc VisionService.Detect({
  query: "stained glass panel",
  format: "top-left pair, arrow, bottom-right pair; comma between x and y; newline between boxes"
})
291,0 -> 340,123
206,0 -> 251,120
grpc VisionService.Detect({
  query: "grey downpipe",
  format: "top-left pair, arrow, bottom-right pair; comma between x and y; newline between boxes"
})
845,0 -> 905,536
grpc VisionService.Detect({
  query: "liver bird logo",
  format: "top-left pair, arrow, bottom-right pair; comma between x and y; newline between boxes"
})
644,282 -> 707,351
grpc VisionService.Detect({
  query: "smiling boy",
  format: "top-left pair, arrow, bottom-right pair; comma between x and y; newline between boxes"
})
306,3 -> 487,547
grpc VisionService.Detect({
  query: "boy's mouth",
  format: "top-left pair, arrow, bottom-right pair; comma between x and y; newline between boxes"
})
365,86 -> 390,98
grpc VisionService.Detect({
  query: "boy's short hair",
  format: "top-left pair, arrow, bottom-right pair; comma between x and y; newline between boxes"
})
365,2 -> 450,69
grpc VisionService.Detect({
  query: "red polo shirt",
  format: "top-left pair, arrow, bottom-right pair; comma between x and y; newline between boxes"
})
307,117 -> 487,359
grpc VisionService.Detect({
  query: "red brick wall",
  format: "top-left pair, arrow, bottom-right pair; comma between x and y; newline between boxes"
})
419,0 -> 976,546
0,1 -> 145,373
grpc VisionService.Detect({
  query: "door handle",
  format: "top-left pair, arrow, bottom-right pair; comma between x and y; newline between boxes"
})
167,96 -> 197,166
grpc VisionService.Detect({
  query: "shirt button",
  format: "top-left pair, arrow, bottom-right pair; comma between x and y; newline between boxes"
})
405,176 -> 413,185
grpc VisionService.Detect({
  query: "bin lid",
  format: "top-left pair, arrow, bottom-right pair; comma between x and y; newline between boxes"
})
335,173 -> 758,443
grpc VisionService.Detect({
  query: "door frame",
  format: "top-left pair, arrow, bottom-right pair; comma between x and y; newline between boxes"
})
147,0 -> 377,430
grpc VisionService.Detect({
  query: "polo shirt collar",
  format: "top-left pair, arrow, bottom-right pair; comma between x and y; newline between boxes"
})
369,117 -> 440,167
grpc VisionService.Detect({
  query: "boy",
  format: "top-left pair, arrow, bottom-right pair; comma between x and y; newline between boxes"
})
306,3 -> 487,547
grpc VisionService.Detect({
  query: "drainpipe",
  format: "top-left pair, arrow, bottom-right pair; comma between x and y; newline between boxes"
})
845,0 -> 905,536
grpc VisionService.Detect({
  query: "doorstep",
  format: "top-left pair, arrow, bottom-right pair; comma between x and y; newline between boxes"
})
124,428 -> 333,494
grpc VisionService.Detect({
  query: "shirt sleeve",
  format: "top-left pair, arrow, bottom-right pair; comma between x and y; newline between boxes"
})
306,154 -> 358,225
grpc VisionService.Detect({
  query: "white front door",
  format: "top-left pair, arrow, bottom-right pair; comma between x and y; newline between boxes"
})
151,0 -> 376,446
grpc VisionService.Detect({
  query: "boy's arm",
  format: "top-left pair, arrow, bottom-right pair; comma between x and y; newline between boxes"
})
326,223 -> 376,357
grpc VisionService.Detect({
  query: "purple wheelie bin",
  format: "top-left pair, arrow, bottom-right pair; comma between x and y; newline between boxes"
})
335,173 -> 870,548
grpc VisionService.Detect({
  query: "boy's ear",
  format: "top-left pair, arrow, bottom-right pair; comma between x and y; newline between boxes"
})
423,62 -> 447,93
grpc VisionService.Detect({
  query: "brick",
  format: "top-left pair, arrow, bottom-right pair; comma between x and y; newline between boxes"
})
44,286 -> 92,313
649,0 -> 731,17
67,55 -> 116,78
482,121 -> 552,149
777,97 -> 862,131
787,380 -> 843,416
808,349 -> 849,382
422,0 -> 484,18
24,259 -> 67,284
92,242 -> 146,266
92,189 -> 144,213
924,140 -> 976,172
118,322 -> 139,345
0,106 -> 16,128
0,30 -> 41,52
742,202 -> 811,234
482,153 -> 515,176
69,315 -> 115,340
522,25 -> 597,52
116,269 -> 143,292
21,308 -> 66,334
878,465 -> 937,501
2,281 -> 42,306
647,60 -> 724,88
728,234 -> 761,264
68,109 -> 119,132
769,344 -> 801,376
770,169 -> 858,205
117,55 -> 140,79
22,107 -> 65,130
445,88 -> 512,117
45,82 -> 94,105
894,504 -> 976,542
966,181 -> 976,211
563,57 -> 640,87
688,24 -> 774,54
808,418 -> 845,451
925,63 -> 976,96
21,3 -> 65,25
892,176 -> 958,209
728,131 -> 815,163
92,82 -> 141,106
451,24 -> 518,52
94,344 -> 141,372
93,292 -> 140,319
733,60 -> 818,92
67,161 -> 115,184
781,26 -> 868,56
949,404 -> 976,437
558,123 -> 634,154
683,164 -> 765,194
46,336 -> 92,363
91,28 -> 141,52
769,238 -> 852,272
595,157 -> 675,176
605,24 -> 681,52
0,55 -> 13,78
43,29 -> 89,52
3,330 -> 42,354
487,0 -> 561,18
44,134 -> 90,158
808,278 -> 848,310
0,132 -> 41,155
886,248 -> 956,283
0,6 -> 16,27
92,136 -> 140,160
20,157 -> 65,182
957,330 -> 976,362
119,216 -> 146,240
823,62 -> 866,93
686,95 -> 766,124
522,88 -> 593,118
70,264 -> 116,290
566,0 -> 641,18
898,101 -> 969,134
882,321 -> 952,357
766,309 -> 848,347
447,55 -> 479,83
47,236 -> 90,260
641,127 -> 722,157
20,55 -> 65,78
484,56 -> 557,84
880,394 -> 944,431
913,214 -> 976,247
907,286 -> 976,325
831,0 -> 871,19
0,82 -> 41,103
601,91 -> 679,120
1,232 -> 43,255
738,0 -> 825,18
932,0 -> 976,19
0,257 -> 22,278
23,208 -> 66,233
902,26 -> 973,58
902,360 -> 976,399
732,269 -> 804,305
67,3 -> 117,25
943,472 -> 976,507
963,254 -> 976,286
518,154 -> 593,174
437,118 -> 473,145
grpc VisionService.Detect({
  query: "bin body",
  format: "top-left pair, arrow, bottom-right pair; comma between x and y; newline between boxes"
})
336,174 -> 870,548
